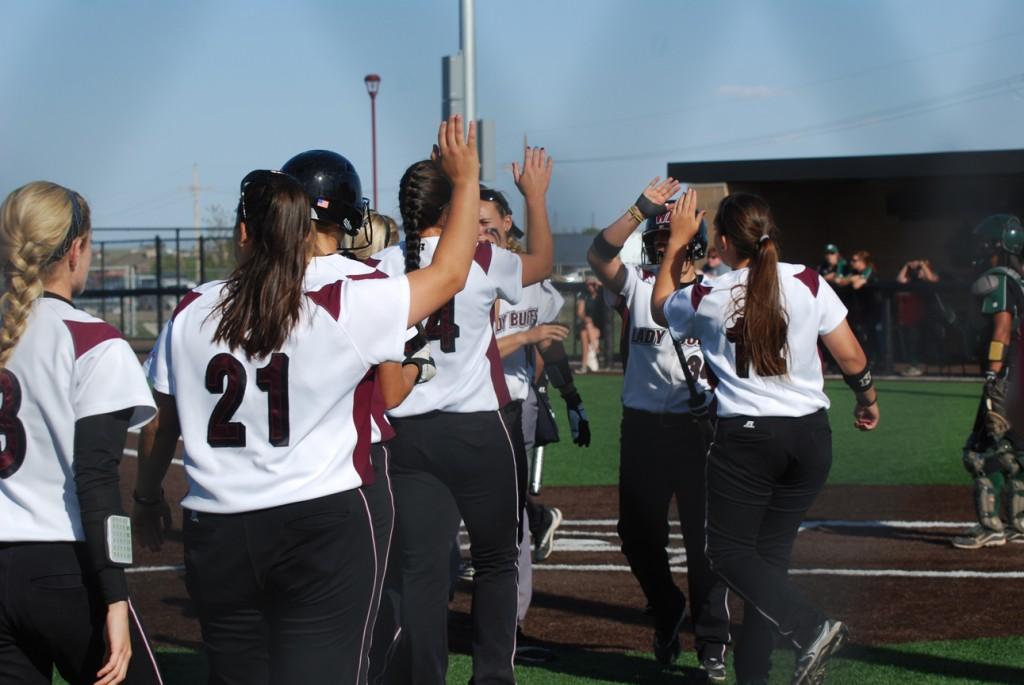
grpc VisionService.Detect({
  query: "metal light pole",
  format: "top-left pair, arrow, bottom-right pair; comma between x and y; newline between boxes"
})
364,74 -> 381,209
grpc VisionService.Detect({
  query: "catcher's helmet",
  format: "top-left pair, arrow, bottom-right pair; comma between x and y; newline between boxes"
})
281,150 -> 366,236
974,214 -> 1024,261
642,200 -> 707,265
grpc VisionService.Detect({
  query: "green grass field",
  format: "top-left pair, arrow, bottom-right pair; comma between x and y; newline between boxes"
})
57,377 -> 1011,684
542,376 -> 980,487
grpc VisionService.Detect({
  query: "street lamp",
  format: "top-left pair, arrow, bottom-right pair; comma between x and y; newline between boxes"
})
364,74 -> 381,210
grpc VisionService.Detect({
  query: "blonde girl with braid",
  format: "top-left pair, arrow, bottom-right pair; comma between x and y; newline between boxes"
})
0,182 -> 162,684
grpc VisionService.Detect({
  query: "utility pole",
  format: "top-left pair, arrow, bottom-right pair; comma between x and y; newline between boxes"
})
460,0 -> 476,124
186,163 -> 212,282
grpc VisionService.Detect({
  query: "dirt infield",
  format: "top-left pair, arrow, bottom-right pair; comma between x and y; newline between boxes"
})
118,443 -> 1024,657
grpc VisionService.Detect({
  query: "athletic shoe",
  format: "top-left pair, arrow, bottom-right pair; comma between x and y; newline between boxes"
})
514,629 -> 557,663
587,348 -> 600,372
699,656 -> 727,682
533,507 -> 563,562
791,619 -> 848,685
1006,528 -> 1024,543
652,604 -> 686,665
951,525 -> 1007,549
900,366 -> 924,377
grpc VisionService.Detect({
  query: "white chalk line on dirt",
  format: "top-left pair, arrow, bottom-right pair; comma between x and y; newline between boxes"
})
531,565 -> 1024,579
126,562 -> 1024,580
560,519 -> 975,530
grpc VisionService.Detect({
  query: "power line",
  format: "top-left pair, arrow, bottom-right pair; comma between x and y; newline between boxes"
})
547,73 -> 1024,166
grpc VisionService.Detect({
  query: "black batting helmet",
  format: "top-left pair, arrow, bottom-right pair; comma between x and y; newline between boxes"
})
281,150 -> 366,236
642,200 -> 707,265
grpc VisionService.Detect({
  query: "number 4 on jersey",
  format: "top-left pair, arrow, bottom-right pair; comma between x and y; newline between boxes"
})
424,298 -> 460,353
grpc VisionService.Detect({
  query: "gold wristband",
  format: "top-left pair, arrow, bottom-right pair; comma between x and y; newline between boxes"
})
627,205 -> 645,224
988,340 -> 1006,363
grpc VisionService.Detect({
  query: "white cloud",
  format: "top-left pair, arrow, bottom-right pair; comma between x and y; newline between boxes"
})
717,84 -> 784,100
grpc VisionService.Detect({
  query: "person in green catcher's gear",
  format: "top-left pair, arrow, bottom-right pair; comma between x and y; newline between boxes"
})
954,214 -> 1024,549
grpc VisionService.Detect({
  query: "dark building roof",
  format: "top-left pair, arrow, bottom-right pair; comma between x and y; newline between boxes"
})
668,149 -> 1024,183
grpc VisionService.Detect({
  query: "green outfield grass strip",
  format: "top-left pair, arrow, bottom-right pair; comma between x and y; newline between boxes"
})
542,376 -> 982,487
51,632 -> 1024,684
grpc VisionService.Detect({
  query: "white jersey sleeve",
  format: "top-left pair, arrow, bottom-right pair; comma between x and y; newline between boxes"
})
816,274 -> 848,334
537,280 -> 565,323
663,282 -> 701,342
486,244 -> 524,305
340,276 -> 411,366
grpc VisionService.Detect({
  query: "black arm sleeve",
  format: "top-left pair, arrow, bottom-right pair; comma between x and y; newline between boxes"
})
73,408 -> 134,604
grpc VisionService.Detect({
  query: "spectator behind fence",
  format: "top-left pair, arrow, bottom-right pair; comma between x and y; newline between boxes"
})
577,276 -> 607,372
896,259 -> 941,376
701,245 -> 731,277
817,243 -> 848,284
836,250 -> 880,363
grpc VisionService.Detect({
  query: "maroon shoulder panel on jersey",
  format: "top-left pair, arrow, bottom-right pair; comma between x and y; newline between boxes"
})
690,283 -> 713,310
348,270 -> 388,281
794,267 -> 820,296
63,320 -> 122,359
171,290 -> 202,321
306,281 -> 343,321
361,257 -> 381,268
473,242 -> 493,274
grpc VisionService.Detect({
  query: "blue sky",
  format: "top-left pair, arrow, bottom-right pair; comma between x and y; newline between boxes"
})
2,0 -> 1023,233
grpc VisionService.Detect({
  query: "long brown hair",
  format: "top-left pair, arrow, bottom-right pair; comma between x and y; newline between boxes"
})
715,193 -> 789,377
212,170 -> 312,358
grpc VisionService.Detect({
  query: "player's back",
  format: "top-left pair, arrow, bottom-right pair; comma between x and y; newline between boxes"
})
0,297 -> 154,541
373,237 -> 522,415
148,273 -> 409,513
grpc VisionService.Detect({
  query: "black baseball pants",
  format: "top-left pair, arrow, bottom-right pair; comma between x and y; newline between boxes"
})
0,542 -> 162,685
617,407 -> 731,660
183,489 -> 377,685
705,410 -> 832,682
387,408 -> 526,685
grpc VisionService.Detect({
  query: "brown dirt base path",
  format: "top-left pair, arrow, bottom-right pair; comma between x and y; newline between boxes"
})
119,445 -> 1024,658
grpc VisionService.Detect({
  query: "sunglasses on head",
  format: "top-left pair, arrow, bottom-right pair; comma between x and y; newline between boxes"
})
239,170 -> 295,223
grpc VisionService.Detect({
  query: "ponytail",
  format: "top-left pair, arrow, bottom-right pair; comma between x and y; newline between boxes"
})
211,170 -> 312,359
0,182 -> 91,368
715,193 -> 789,377
398,160 -> 452,274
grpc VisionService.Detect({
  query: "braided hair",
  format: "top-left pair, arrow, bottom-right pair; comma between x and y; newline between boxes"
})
0,182 -> 91,368
398,160 -> 452,274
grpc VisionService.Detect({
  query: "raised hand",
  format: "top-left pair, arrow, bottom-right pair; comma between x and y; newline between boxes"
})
437,115 -> 479,186
668,188 -> 706,246
513,146 -> 553,201
636,177 -> 681,218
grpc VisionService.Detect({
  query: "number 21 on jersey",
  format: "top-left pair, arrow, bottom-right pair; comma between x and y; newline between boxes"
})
206,353 -> 290,448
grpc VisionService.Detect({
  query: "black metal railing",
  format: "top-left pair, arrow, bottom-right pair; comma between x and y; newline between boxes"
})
79,229 -> 986,376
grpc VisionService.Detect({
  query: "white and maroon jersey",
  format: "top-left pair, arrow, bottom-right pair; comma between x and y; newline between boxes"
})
0,295 -> 155,543
146,274 -> 409,514
372,237 -> 523,415
663,262 -> 848,418
304,253 -> 397,444
604,264 -> 710,414
495,280 -> 564,402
